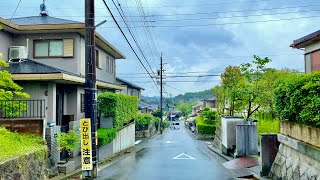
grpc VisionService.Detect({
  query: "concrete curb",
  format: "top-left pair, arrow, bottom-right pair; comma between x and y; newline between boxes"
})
51,146 -> 143,180
207,145 -> 233,161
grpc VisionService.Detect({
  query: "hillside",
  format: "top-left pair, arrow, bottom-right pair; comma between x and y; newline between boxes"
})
172,89 -> 213,104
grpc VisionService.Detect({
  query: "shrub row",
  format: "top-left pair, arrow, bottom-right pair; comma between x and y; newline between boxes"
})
274,73 -> 320,127
135,114 -> 160,131
98,92 -> 138,129
97,128 -> 117,147
195,116 -> 216,135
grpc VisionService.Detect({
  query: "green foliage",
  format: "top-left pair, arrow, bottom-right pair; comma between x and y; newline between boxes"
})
200,107 -> 216,125
176,101 -> 197,116
274,72 -> 320,127
257,119 -> 280,134
172,89 -> 212,104
163,120 -> 170,128
0,127 -> 47,162
135,113 -> 159,131
0,54 -> 30,117
195,117 -> 216,135
212,85 -> 225,114
152,109 -> 162,118
98,92 -> 138,129
56,129 -> 80,153
97,128 -> 116,147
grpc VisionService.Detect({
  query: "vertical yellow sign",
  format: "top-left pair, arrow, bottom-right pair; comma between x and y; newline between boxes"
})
80,118 -> 92,170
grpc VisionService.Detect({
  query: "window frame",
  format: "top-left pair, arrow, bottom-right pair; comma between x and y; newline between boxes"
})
95,49 -> 102,69
33,39 -> 74,58
80,93 -> 85,113
106,56 -> 110,73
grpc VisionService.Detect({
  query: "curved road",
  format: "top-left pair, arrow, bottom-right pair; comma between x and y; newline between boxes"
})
97,120 -> 234,180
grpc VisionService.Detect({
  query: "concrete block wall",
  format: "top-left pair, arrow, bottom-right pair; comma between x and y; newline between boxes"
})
45,126 -> 61,163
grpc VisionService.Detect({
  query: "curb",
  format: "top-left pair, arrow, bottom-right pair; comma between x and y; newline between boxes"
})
52,146 -> 143,180
207,145 -> 233,161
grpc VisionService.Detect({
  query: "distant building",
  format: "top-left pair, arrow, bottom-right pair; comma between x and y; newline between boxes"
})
203,96 -> 216,111
116,77 -> 144,99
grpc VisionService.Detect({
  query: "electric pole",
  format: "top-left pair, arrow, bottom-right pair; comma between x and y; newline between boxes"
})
160,54 -> 163,134
84,0 -> 98,177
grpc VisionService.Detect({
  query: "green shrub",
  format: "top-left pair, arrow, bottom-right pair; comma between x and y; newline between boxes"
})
98,92 -> 138,129
195,117 -> 216,135
135,113 -> 160,131
97,128 -> 117,147
56,129 -> 80,154
200,108 -> 216,125
0,127 -> 47,162
163,120 -> 170,128
274,73 -> 320,127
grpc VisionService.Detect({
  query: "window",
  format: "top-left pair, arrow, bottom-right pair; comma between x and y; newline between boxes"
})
80,94 -> 85,113
110,59 -> 113,74
106,56 -> 110,73
34,39 -> 74,58
95,49 -> 100,68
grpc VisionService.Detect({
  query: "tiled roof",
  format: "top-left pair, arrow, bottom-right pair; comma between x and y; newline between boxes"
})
4,59 -> 81,77
8,16 -> 82,26
291,30 -> 320,48
205,96 -> 216,101
116,77 -> 144,90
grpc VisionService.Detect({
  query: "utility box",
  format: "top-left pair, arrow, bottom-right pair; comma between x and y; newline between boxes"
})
260,134 -> 279,176
236,124 -> 258,157
221,115 -> 245,155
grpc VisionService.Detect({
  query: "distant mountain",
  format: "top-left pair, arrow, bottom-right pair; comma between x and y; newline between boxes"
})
172,89 -> 213,104
141,96 -> 159,103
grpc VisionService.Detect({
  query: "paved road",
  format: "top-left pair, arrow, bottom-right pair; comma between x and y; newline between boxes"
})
96,120 -> 234,180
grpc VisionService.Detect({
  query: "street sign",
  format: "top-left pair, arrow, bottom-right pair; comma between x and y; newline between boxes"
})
80,118 -> 93,170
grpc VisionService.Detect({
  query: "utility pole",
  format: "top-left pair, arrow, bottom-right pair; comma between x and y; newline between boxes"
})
160,53 -> 163,134
84,0 -> 98,178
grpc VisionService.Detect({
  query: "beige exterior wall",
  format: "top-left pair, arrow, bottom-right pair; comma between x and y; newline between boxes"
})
305,41 -> 320,54
0,31 -> 13,61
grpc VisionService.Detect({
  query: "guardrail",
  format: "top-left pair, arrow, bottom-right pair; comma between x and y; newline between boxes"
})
0,100 -> 46,119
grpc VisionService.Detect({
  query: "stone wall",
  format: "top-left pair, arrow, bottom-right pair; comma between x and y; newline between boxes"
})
135,123 -> 157,138
270,134 -> 320,180
0,148 -> 48,180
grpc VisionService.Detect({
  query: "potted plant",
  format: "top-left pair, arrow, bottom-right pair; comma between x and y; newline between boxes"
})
56,129 -> 80,162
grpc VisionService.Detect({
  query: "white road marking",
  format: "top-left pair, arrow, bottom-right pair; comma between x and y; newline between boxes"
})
172,153 -> 196,160
206,142 -> 211,145
135,140 -> 142,145
166,141 -> 175,143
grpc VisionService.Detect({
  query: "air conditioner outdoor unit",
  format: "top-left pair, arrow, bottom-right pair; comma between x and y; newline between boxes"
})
9,46 -> 28,61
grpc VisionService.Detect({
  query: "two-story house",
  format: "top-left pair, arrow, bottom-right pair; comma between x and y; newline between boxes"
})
116,77 -> 144,99
0,13 -> 125,134
291,30 -> 320,73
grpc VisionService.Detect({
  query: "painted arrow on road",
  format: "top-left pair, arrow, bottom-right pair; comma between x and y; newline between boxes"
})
172,153 -> 195,160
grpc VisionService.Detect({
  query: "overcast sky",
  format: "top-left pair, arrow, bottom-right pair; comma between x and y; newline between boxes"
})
1,0 -> 318,97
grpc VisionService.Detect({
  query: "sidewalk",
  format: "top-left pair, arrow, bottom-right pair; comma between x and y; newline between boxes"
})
207,145 -> 268,180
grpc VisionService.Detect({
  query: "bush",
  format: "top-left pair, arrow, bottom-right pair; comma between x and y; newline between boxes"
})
195,117 -> 216,135
0,127 -> 47,162
97,128 -> 117,147
56,129 -> 80,154
163,120 -> 170,128
274,73 -> 320,127
135,114 -> 159,131
200,108 -> 216,125
98,92 -> 138,129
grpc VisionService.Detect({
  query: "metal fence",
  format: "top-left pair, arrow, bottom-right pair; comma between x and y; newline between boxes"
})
0,100 -> 46,119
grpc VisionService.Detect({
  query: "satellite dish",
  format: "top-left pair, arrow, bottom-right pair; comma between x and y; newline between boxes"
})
40,3 -> 46,11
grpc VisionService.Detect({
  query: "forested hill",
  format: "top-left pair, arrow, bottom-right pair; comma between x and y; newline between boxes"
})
173,89 -> 213,104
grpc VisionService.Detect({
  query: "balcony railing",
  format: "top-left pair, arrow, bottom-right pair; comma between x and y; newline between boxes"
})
0,100 -> 46,119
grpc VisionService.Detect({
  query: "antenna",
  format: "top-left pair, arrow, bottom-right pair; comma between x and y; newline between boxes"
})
40,0 -> 48,16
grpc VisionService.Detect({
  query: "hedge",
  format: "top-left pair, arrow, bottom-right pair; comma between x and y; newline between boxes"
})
195,116 -> 216,135
98,92 -> 138,129
274,73 -> 320,127
135,114 -> 160,131
97,128 -> 117,147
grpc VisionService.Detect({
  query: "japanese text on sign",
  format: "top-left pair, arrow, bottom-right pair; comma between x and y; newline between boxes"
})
80,118 -> 92,170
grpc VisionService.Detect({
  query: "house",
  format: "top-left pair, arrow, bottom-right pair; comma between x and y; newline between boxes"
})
191,103 -> 204,116
116,77 -> 144,99
0,12 -> 125,135
203,96 -> 217,111
290,30 -> 320,73
138,99 -> 158,114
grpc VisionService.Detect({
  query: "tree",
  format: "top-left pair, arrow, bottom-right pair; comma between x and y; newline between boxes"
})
152,109 -> 162,118
176,101 -> 197,116
220,66 -> 243,116
212,85 -> 225,114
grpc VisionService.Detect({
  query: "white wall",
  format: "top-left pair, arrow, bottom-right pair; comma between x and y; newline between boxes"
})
305,41 -> 320,54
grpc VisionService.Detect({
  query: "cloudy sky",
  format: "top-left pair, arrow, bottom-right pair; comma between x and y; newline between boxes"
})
1,0 -> 318,97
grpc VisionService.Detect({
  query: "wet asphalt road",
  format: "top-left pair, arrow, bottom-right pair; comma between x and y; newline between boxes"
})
96,120 -> 234,180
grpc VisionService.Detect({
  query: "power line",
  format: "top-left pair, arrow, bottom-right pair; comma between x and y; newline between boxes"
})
111,0 -> 156,77
118,71 -> 217,75
118,74 -> 220,78
9,0 -> 22,22
124,53 -> 303,61
101,0 -> 160,93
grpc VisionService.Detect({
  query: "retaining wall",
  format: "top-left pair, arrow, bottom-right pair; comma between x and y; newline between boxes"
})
0,148 -> 48,180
